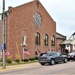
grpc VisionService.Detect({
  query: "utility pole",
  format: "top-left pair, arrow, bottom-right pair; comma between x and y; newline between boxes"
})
2,0 -> 6,69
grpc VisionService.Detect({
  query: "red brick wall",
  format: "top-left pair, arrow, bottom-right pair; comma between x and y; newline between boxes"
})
56,39 -> 64,51
0,20 -> 2,58
0,20 -> 2,45
6,0 -> 56,60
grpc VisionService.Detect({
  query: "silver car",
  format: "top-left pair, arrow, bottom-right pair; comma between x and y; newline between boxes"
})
68,52 -> 75,61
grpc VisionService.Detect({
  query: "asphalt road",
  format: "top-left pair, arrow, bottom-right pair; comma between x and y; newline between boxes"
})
0,61 -> 75,75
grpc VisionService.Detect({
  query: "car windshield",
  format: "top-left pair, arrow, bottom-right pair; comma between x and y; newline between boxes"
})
40,53 -> 47,57
40,52 -> 56,57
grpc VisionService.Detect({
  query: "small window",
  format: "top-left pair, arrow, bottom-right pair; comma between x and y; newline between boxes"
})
44,34 -> 48,46
51,35 -> 55,46
35,32 -> 40,46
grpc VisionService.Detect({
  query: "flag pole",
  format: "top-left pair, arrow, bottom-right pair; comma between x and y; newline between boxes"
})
23,48 -> 24,62
15,42 -> 21,61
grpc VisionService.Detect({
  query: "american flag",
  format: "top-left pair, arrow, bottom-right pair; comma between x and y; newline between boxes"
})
23,49 -> 31,55
0,51 -> 10,56
5,51 -> 10,56
0,52 -> 2,56
36,49 -> 41,56
57,48 -> 61,53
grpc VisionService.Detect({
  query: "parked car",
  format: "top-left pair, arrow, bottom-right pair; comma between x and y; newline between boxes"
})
38,51 -> 67,65
68,52 -> 75,61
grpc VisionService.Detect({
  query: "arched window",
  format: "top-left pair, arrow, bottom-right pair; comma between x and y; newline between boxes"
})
44,34 -> 48,46
51,35 -> 55,46
35,32 -> 40,46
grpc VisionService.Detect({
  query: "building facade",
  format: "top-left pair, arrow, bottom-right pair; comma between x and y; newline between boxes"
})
56,32 -> 66,52
0,20 -> 2,59
0,0 -> 56,60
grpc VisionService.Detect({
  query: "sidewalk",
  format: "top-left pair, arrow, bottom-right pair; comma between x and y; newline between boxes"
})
0,62 -> 38,73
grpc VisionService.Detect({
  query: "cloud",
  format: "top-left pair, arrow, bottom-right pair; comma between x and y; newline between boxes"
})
40,0 -> 75,39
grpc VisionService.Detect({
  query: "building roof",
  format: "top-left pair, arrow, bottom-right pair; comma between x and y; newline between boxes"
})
72,32 -> 75,35
56,32 -> 66,40
61,32 -> 75,45
60,40 -> 72,45
60,39 -> 75,45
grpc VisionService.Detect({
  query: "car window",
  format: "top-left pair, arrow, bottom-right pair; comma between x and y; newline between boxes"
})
48,52 -> 57,56
56,52 -> 61,56
40,52 -> 59,56
40,53 -> 47,57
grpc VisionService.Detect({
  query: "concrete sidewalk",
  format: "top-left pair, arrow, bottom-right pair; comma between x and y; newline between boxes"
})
0,62 -> 38,73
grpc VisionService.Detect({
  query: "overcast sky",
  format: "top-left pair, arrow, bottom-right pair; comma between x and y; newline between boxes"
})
0,0 -> 75,39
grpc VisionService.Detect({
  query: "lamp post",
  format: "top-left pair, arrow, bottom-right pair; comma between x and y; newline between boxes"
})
2,0 -> 6,69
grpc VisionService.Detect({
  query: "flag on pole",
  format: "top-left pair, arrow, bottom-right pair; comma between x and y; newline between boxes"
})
36,49 -> 41,57
0,52 -> 2,56
23,49 -> 31,55
5,51 -> 10,56
57,48 -> 61,53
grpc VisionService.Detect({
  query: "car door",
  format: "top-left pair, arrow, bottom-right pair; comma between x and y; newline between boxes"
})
55,52 -> 63,62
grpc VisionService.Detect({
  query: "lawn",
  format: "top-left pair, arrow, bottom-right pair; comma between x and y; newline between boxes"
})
0,60 -> 38,67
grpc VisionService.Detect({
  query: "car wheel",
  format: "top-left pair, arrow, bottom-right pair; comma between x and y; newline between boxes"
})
73,57 -> 75,61
50,59 -> 55,65
40,63 -> 45,65
64,58 -> 67,63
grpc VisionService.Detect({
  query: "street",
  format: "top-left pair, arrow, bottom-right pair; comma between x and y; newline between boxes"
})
0,61 -> 75,75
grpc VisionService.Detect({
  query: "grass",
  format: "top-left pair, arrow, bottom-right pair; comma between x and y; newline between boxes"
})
0,60 -> 38,67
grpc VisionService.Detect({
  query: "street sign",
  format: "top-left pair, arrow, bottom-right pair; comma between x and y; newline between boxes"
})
1,43 -> 6,50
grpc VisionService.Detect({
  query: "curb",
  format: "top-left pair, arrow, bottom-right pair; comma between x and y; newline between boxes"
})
0,62 -> 38,73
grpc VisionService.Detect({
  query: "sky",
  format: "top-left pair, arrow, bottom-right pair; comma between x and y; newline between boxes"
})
0,0 -> 75,39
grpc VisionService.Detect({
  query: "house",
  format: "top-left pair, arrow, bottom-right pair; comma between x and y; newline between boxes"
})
60,32 -> 75,54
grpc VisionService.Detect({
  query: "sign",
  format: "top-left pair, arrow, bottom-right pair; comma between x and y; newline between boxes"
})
1,43 -> 6,50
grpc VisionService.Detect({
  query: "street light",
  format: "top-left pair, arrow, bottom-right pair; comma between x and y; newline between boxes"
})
2,0 -> 6,69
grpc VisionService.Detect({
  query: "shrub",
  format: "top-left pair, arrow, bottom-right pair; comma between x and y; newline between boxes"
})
34,57 -> 38,60
15,59 -> 20,63
6,59 -> 12,63
21,59 -> 29,62
0,58 -> 2,62
29,58 -> 35,61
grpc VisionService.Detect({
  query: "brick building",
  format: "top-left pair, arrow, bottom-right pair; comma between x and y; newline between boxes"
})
56,32 -> 66,53
0,0 -> 56,60
0,20 -> 2,45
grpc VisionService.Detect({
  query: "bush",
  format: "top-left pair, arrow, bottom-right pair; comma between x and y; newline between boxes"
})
21,59 -> 29,62
6,59 -> 12,63
34,57 -> 38,60
0,58 -> 2,62
15,59 -> 20,63
29,58 -> 35,61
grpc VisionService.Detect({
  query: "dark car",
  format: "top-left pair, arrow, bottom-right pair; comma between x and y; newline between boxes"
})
38,51 -> 67,65
68,52 -> 75,61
